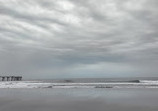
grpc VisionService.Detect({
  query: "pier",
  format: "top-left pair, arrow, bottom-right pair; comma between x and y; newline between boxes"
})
0,76 -> 22,81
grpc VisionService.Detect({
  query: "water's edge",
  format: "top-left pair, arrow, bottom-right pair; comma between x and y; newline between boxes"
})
1,79 -> 158,89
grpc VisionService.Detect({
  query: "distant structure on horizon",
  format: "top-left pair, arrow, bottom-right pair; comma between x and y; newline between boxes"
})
0,76 -> 22,81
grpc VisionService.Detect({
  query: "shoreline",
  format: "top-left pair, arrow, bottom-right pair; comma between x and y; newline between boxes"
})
1,81 -> 158,89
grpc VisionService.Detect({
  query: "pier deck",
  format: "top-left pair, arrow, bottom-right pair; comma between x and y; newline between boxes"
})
0,76 -> 22,81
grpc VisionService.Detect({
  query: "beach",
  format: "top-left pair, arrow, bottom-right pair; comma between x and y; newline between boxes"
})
0,88 -> 158,111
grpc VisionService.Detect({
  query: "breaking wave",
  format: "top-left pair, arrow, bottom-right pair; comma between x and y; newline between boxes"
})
1,79 -> 158,89
139,80 -> 158,83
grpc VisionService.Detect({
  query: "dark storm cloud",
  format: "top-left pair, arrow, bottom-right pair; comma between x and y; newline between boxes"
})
0,0 -> 158,78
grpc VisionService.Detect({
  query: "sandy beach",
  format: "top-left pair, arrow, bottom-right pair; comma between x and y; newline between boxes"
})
0,88 -> 158,111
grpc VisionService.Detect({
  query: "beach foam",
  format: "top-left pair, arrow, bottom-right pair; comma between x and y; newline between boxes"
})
0,80 -> 158,88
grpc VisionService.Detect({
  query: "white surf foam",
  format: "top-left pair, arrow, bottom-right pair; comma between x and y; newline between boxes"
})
139,80 -> 158,83
0,81 -> 158,89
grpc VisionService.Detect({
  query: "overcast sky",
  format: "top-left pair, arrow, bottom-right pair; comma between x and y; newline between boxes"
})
0,0 -> 158,79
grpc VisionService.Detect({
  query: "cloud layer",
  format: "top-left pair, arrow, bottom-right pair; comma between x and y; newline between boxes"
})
0,0 -> 158,78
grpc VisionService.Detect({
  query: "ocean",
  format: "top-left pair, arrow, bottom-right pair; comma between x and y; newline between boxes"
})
1,78 -> 158,88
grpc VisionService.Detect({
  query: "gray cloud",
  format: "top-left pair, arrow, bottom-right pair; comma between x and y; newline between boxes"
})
0,0 -> 158,79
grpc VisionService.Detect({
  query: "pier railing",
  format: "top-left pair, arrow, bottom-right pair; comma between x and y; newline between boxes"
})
0,76 -> 22,81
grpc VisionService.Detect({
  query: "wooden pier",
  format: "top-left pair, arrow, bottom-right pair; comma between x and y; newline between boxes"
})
0,76 -> 22,81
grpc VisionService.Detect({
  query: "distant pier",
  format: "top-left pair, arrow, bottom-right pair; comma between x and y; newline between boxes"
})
0,76 -> 22,81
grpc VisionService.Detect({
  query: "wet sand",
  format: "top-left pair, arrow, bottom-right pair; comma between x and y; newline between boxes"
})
0,88 -> 158,111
